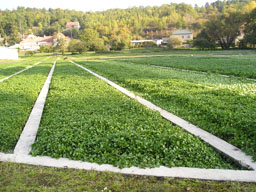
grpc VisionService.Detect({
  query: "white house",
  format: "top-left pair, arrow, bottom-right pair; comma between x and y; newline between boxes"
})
131,39 -> 163,47
18,35 -> 54,51
0,47 -> 18,60
171,30 -> 193,43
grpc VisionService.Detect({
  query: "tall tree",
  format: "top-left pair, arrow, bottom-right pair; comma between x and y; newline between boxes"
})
204,11 -> 245,49
53,32 -> 69,54
79,28 -> 99,50
244,8 -> 256,46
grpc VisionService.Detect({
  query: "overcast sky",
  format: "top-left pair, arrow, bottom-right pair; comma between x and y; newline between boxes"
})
1,0 -> 218,12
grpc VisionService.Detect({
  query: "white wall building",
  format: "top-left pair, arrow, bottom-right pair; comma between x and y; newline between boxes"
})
0,47 -> 18,60
131,39 -> 163,46
171,30 -> 193,43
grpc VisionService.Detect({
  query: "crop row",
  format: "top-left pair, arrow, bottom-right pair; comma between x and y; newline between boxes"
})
77,60 -> 256,161
116,55 -> 256,79
0,60 -> 54,152
0,56 -> 46,80
31,61 -> 237,169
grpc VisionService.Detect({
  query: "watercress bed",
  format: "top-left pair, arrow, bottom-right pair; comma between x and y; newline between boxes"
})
76,59 -> 256,161
0,56 -> 45,80
0,60 -> 54,152
31,61 -> 237,169
116,55 -> 256,79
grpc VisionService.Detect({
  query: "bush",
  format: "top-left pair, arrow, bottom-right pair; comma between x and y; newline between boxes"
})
25,51 -> 35,56
193,38 -> 216,50
92,38 -> 108,52
68,40 -> 87,54
167,36 -> 183,49
143,41 -> 157,48
39,45 -> 54,53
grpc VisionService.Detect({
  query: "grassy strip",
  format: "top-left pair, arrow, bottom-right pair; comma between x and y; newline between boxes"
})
116,55 -> 256,79
0,56 -> 46,80
0,60 -> 54,152
1,162 -> 255,192
31,61 -> 237,169
76,60 -> 256,161
69,48 -> 256,60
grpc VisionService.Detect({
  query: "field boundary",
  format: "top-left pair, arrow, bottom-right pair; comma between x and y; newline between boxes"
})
152,65 -> 256,82
14,61 -> 56,155
0,152 -> 256,182
71,60 -> 256,171
0,58 -> 48,83
76,54 -> 256,61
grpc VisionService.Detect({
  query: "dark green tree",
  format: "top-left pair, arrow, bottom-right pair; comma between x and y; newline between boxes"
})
68,39 -> 87,54
204,11 -> 245,49
244,8 -> 256,47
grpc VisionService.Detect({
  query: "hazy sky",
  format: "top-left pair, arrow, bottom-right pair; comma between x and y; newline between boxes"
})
1,0 -> 218,12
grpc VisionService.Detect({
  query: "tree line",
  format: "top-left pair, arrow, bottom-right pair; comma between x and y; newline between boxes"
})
0,0 -> 255,50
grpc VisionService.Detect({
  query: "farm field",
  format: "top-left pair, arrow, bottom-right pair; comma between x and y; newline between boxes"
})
110,55 -> 256,79
31,60 -> 236,169
74,53 -> 256,161
0,58 -> 54,152
0,55 -> 47,80
0,50 -> 256,190
70,48 -> 256,60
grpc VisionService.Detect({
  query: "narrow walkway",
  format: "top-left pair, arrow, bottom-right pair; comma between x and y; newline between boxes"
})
0,152 -> 255,182
71,60 -> 256,171
14,61 -> 56,155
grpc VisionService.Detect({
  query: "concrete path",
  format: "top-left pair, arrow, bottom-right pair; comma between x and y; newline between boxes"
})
14,61 -> 56,155
0,152 -> 255,182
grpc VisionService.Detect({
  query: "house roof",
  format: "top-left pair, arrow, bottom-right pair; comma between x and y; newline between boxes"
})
66,22 -> 80,28
38,36 -> 54,43
20,35 -> 54,45
172,30 -> 192,35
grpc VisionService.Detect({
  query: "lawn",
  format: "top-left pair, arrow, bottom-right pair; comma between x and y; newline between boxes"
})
1,161 -> 255,192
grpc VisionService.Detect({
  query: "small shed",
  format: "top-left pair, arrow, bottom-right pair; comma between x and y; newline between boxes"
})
0,47 -> 18,60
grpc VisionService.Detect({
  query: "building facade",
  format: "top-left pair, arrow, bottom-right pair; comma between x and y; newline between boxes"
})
171,30 -> 193,43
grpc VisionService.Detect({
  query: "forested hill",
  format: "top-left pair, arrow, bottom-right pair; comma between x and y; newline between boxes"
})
0,0 -> 254,42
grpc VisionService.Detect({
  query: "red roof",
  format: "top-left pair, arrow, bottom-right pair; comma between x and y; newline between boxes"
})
66,22 -> 80,29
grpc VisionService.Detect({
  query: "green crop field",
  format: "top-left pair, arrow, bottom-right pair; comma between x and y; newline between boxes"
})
31,61 -> 236,169
0,50 -> 255,190
74,54 -> 256,161
69,48 -> 256,59
0,59 -> 54,152
0,55 -> 47,80
111,55 -> 256,79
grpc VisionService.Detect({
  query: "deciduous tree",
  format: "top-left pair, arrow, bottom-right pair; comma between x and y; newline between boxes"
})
204,11 -> 245,49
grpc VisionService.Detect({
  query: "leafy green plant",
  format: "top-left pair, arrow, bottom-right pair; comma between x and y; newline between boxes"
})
76,58 -> 256,160
31,61 -> 238,169
0,60 -> 53,152
118,56 -> 256,79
